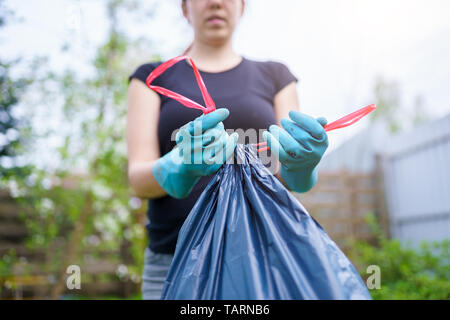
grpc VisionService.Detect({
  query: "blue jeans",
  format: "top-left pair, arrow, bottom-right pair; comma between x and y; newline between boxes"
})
141,247 -> 174,300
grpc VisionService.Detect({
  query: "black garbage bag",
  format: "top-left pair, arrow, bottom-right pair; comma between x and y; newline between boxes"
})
161,144 -> 372,300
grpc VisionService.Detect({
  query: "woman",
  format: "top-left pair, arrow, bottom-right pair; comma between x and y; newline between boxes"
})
127,0 -> 329,299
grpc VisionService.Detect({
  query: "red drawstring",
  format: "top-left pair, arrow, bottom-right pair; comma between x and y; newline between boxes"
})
256,104 -> 376,152
323,104 -> 376,132
146,55 -> 216,114
145,55 -> 376,153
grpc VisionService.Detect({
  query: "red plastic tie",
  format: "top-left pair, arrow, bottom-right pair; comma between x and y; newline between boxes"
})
323,104 -> 376,132
256,104 -> 376,152
146,55 -> 216,114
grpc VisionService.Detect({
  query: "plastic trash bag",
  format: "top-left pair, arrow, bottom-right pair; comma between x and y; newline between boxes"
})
160,144 -> 372,300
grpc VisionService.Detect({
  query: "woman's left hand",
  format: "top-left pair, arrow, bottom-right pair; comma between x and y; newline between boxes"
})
262,111 -> 328,192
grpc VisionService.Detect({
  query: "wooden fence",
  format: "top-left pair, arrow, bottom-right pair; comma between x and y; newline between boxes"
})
292,168 -> 389,251
0,168 -> 388,299
0,189 -> 147,300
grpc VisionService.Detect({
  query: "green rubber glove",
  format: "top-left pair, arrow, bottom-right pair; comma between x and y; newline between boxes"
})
153,108 -> 238,199
262,111 -> 328,193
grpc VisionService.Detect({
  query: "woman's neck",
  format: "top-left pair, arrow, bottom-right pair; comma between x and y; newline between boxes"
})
185,38 -> 242,73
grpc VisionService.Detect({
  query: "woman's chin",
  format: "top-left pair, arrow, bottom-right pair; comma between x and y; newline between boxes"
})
203,30 -> 230,43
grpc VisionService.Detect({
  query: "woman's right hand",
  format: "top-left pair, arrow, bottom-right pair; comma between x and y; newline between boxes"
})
153,108 -> 238,199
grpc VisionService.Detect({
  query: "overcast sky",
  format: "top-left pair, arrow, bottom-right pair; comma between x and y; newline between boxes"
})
2,0 -> 450,166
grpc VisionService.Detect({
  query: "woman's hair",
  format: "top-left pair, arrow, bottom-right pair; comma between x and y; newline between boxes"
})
182,43 -> 193,55
181,0 -> 191,55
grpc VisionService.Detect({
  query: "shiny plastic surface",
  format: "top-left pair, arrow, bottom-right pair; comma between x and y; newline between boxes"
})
161,144 -> 372,300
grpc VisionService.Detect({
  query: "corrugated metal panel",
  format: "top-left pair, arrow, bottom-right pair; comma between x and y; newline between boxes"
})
382,113 -> 450,245
319,112 -> 450,245
319,120 -> 392,173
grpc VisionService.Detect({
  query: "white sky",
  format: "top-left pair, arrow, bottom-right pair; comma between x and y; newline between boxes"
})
2,0 -> 450,166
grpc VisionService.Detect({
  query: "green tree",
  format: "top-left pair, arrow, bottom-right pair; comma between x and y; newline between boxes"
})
370,77 -> 403,133
3,0 -> 163,299
347,213 -> 450,300
370,77 -> 431,134
410,94 -> 431,127
0,0 -> 32,179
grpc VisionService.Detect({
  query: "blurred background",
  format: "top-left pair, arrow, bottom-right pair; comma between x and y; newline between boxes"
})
0,0 -> 448,299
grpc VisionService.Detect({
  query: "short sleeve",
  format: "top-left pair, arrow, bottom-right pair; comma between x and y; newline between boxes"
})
128,62 -> 161,85
270,61 -> 299,94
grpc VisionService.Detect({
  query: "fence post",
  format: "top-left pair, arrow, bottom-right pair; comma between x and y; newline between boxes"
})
338,169 -> 354,240
375,153 -> 391,239
348,172 -> 359,239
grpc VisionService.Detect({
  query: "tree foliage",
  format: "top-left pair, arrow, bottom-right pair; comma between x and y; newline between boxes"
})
1,0 -> 160,298
347,213 -> 450,300
0,0 -> 32,179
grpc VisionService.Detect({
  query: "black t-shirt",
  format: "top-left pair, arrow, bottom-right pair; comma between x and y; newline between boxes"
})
128,56 -> 298,254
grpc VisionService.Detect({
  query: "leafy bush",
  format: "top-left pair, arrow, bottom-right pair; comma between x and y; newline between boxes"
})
347,213 -> 450,300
